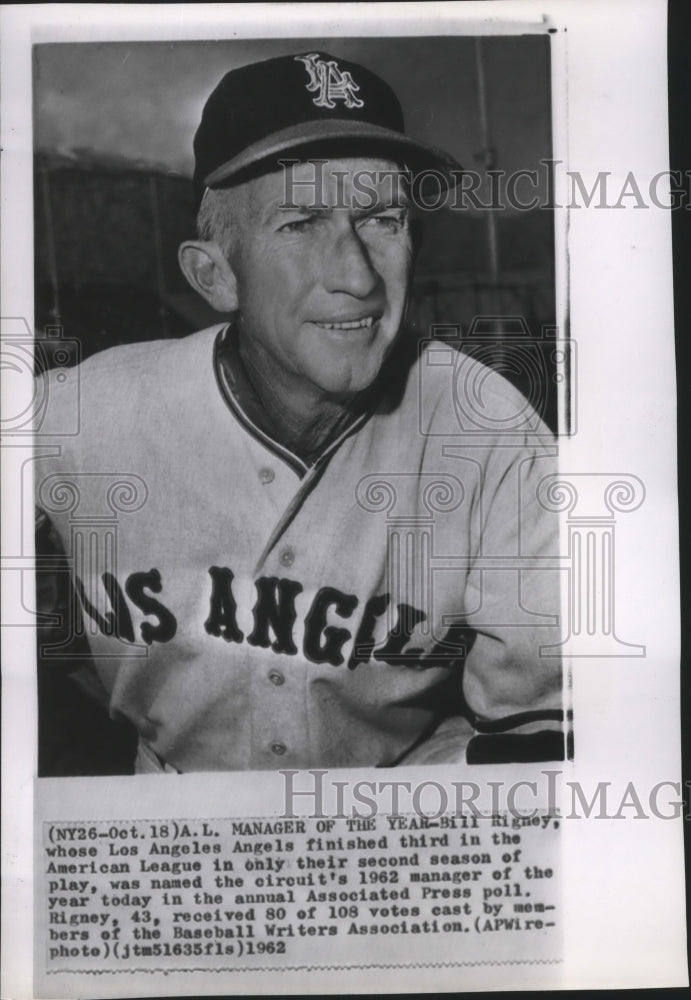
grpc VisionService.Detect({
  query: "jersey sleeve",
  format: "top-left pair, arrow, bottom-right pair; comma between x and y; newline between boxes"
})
459,436 -> 564,753
35,507 -> 137,775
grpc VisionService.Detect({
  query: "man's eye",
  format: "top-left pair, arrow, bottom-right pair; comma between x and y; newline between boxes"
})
362,213 -> 407,233
279,217 -> 314,233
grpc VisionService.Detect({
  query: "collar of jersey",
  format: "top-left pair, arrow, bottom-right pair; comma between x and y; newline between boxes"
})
213,324 -> 378,479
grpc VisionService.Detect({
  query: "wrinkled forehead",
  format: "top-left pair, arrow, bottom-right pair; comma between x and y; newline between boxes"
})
244,156 -> 411,217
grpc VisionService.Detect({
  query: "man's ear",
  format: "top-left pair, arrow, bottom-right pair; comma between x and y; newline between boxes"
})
178,241 -> 239,313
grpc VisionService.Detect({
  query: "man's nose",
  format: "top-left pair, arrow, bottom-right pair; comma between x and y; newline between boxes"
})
322,224 -> 380,299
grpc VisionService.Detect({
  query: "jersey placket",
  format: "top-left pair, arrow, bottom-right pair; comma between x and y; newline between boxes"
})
242,460 -> 319,768
214,325 -> 376,767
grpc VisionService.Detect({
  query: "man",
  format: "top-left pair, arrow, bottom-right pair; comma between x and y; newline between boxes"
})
35,52 -> 563,774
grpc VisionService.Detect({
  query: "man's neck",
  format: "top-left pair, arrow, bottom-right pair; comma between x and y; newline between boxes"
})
222,326 -> 369,466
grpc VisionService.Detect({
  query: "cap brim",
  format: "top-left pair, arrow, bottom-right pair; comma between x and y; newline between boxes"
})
203,118 -> 463,191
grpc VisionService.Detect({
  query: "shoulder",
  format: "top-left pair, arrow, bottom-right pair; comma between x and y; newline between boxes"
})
35,325 -> 226,434
50,325 -> 223,385
412,340 -> 555,444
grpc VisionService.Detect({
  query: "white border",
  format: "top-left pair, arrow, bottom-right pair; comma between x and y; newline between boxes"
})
1,1 -> 685,995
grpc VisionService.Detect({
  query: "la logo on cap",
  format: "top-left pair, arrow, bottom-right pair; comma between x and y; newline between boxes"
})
295,53 -> 365,110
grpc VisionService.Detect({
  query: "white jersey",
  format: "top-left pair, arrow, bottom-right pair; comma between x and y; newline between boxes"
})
35,324 -> 562,772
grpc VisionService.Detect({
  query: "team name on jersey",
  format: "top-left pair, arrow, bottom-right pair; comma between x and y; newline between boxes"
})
72,566 -> 470,671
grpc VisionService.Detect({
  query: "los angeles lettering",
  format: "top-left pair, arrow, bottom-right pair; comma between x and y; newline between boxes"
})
74,566 -> 470,670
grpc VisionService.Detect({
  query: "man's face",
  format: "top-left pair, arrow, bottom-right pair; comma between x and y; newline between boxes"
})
226,157 -> 413,398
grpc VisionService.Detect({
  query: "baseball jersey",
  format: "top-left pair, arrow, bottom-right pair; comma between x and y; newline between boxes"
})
34,324 -> 563,772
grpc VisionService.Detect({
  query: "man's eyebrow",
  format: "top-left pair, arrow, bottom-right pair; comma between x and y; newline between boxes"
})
355,194 -> 410,212
262,193 -> 410,223
264,202 -> 332,222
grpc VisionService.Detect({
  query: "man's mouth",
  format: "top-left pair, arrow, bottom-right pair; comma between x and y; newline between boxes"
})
313,316 -> 378,331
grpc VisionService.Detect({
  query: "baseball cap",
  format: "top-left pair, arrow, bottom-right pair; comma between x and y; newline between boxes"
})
193,51 -> 463,207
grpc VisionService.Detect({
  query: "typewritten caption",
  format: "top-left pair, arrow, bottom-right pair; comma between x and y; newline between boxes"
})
40,813 -> 560,973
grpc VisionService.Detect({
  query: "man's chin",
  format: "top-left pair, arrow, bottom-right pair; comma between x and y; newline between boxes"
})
310,361 -> 385,399
310,339 -> 400,397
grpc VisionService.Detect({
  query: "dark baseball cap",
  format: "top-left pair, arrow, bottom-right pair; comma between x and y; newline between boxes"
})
193,51 -> 463,207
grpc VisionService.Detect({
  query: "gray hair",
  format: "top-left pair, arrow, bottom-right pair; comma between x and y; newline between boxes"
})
196,187 -> 247,260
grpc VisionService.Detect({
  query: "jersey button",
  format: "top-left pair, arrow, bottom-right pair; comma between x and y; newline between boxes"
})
271,741 -> 287,756
279,547 -> 295,567
258,467 -> 275,484
268,670 -> 285,687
